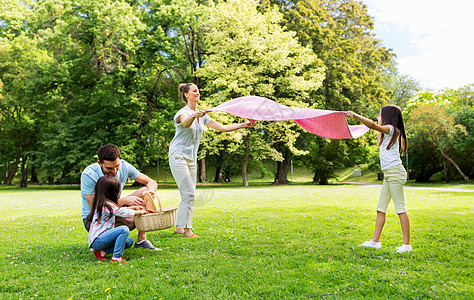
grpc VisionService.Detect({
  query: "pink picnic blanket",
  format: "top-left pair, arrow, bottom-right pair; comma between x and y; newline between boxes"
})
206,96 -> 369,139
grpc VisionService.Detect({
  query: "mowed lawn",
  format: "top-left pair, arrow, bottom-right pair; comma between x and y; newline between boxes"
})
0,184 -> 472,299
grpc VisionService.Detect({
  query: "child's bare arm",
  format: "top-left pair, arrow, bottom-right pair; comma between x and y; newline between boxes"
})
345,111 -> 390,134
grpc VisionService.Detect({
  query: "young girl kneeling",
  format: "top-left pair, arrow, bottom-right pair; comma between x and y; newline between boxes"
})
87,176 -> 147,262
346,105 -> 412,253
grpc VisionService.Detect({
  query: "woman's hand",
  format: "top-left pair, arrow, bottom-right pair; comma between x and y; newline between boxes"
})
193,110 -> 206,118
345,111 -> 355,118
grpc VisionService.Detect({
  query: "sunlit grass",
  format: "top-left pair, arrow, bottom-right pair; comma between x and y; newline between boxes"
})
1,185 -> 473,299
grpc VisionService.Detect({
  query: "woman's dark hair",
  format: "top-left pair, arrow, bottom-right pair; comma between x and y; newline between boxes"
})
379,105 -> 407,155
178,83 -> 196,104
86,176 -> 121,223
97,144 -> 121,163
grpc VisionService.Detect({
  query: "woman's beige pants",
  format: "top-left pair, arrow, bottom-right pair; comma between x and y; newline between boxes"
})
169,153 -> 197,229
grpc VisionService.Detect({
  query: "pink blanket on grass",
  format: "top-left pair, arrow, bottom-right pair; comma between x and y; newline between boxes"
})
206,96 -> 369,139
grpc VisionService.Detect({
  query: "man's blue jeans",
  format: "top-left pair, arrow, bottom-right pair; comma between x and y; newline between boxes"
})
90,225 -> 133,257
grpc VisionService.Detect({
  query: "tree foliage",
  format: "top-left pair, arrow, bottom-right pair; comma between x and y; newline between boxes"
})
0,0 -> 470,186
198,0 -> 325,184
0,28 -> 57,186
406,89 -> 472,182
261,0 -> 394,182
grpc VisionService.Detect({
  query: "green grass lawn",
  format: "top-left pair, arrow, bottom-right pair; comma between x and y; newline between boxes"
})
1,184 -> 473,299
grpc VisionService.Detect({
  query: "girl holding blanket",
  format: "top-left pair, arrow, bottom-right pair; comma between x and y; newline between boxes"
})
346,105 -> 412,253
87,176 -> 147,262
169,83 -> 252,238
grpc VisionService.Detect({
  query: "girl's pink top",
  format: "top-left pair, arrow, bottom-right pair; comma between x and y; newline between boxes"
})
206,96 -> 369,139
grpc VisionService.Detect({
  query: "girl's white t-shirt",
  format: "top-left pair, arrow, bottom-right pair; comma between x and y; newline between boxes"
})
379,124 -> 403,171
168,106 -> 213,161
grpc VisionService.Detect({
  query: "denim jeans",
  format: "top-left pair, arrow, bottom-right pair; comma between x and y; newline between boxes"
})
90,225 -> 133,257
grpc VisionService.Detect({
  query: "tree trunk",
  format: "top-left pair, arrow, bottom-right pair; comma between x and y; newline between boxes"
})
273,143 -> 291,185
214,141 -> 228,183
5,152 -> 21,185
30,165 -> 39,183
242,135 -> 249,187
224,167 -> 231,182
214,160 -> 223,183
441,157 -> 449,182
198,157 -> 206,183
441,157 -> 452,183
313,170 -> 330,185
439,147 -> 470,182
20,154 -> 28,188
312,172 -> 318,184
61,163 -> 70,179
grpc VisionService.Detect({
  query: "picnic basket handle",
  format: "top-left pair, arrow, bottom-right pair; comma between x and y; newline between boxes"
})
155,194 -> 163,214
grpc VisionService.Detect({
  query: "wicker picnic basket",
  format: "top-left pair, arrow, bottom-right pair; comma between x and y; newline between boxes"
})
134,192 -> 177,232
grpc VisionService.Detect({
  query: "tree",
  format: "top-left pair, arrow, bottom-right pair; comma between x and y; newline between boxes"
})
140,0 -> 213,182
260,0 -> 393,181
0,27 -> 58,186
407,102 -> 469,182
27,0 -> 149,180
261,0 -> 392,111
451,88 -> 474,179
197,0 -> 325,185
383,63 -> 422,109
306,137 -> 347,185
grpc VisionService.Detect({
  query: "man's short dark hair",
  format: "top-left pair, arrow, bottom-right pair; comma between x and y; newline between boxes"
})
97,144 -> 121,162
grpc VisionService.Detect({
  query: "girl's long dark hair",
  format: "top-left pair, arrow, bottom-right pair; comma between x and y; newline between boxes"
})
379,105 -> 407,155
86,176 -> 121,223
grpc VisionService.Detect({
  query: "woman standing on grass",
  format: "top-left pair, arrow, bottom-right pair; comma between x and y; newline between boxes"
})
87,176 -> 147,262
169,83 -> 252,238
346,105 -> 412,253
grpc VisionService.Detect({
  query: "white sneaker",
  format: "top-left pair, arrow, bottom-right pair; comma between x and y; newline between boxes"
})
396,244 -> 413,253
358,240 -> 382,249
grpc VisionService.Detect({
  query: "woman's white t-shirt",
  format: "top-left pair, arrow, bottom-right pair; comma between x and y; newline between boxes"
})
379,124 -> 403,171
168,106 -> 213,161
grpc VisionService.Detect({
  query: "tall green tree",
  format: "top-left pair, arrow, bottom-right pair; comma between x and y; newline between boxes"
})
261,0 -> 392,111
28,0 -> 149,179
140,0 -> 211,182
0,33 -> 56,186
261,0 -> 393,182
197,0 -> 325,185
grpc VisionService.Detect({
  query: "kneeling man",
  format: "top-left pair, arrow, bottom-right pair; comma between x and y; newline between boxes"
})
81,144 -> 159,250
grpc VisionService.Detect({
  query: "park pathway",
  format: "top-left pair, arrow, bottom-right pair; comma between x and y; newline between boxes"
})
347,182 -> 474,193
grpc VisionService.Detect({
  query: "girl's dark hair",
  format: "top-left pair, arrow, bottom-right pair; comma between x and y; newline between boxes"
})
178,83 -> 196,104
379,105 -> 407,155
86,176 -> 121,223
